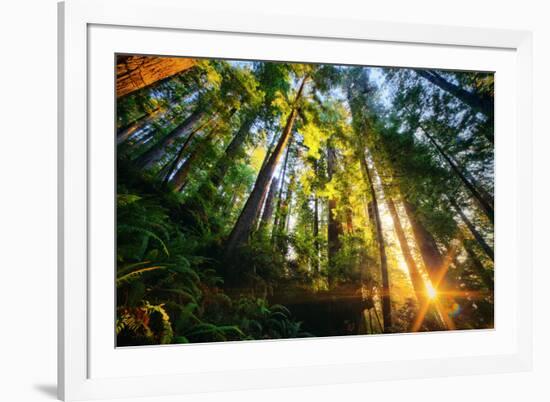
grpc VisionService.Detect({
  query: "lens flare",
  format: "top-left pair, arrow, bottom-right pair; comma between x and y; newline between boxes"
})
449,302 -> 462,318
426,283 -> 437,299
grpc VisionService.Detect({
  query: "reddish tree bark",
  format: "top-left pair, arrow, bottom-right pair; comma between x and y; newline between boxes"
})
116,56 -> 196,98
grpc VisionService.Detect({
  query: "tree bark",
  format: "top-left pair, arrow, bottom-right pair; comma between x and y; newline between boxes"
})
272,139 -> 293,234
313,195 -> 320,272
415,69 -> 493,119
449,199 -> 494,261
169,125 -> 218,191
403,201 -> 461,331
116,56 -> 196,98
277,172 -> 296,235
135,108 -> 206,170
419,125 -> 494,224
209,114 -> 256,190
168,108 -> 237,191
358,150 -> 392,332
117,106 -> 164,145
224,76 -> 307,258
387,198 -> 427,304
327,145 -> 343,287
259,178 -> 279,229
345,208 -> 354,234
177,112 -> 257,223
403,201 -> 444,286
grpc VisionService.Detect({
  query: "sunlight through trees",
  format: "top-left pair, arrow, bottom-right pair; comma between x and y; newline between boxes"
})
115,56 -> 494,346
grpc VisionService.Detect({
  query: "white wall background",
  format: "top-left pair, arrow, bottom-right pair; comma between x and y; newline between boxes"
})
0,0 -> 547,401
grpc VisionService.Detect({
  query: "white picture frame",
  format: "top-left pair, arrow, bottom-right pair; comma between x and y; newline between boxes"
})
58,0 -> 533,400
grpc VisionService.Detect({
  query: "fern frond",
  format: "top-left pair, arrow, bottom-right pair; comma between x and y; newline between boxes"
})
118,224 -> 170,256
116,266 -> 166,286
117,260 -> 152,276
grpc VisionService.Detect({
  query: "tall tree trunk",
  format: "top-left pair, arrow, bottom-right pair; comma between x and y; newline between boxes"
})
449,199 -> 494,261
346,68 -> 392,329
313,196 -> 320,239
387,198 -> 427,304
403,201 -> 445,286
170,125 -> 218,191
278,171 -> 296,235
327,198 -> 342,275
341,175 -> 355,235
312,160 -> 321,272
259,178 -> 279,229
123,116 -> 175,149
254,186 -> 270,227
273,171 -> 295,256
177,112 -> 257,224
358,149 -> 392,332
362,194 -> 371,225
419,125 -> 494,224
168,108 -> 237,191
209,114 -> 256,190
326,145 -> 343,287
415,69 -> 493,119
387,198 -> 445,331
160,118 -> 214,184
117,106 -> 164,145
345,208 -> 354,234
118,100 -> 194,147
261,132 -> 279,170
156,152 -> 178,182
272,139 -> 292,231
135,108 -> 206,169
403,201 -> 460,331
224,76 -> 307,258
116,56 -> 196,98
313,194 -> 320,272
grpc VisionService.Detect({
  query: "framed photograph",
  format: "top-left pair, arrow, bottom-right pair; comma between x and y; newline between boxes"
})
58,0 -> 533,400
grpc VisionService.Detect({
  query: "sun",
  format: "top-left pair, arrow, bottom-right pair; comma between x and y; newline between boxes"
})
425,282 -> 437,299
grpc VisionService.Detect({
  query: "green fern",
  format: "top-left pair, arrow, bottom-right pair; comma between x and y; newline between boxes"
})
118,224 -> 170,256
116,266 -> 166,286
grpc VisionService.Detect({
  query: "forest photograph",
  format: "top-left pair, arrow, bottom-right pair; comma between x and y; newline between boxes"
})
115,55 -> 494,347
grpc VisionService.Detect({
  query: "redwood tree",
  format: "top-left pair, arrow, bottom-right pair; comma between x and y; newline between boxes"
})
116,56 -> 196,98
224,76 -> 307,258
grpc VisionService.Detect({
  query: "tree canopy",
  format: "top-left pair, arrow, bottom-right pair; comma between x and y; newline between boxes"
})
115,56 -> 494,346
